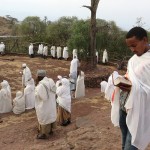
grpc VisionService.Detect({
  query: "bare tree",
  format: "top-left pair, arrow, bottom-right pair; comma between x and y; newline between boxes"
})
83,0 -> 100,68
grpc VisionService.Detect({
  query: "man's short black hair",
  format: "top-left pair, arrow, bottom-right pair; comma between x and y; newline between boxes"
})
126,27 -> 147,40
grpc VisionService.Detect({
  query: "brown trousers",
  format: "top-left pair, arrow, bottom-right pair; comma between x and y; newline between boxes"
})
57,106 -> 71,124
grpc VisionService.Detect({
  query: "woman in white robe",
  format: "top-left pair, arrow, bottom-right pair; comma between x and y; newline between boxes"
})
100,81 -> 108,93
0,81 -> 12,113
63,46 -> 69,60
75,71 -> 85,98
102,49 -> 108,63
35,70 -> 57,139
24,78 -> 35,109
43,46 -> 48,59
13,91 -> 25,115
105,71 -> 120,101
29,43 -> 34,58
56,78 -> 71,126
50,46 -> 56,58
56,46 -> 62,59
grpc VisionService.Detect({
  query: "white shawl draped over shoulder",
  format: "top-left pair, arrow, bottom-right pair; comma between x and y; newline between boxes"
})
125,50 -> 150,150
35,77 -> 57,125
56,78 -> 71,113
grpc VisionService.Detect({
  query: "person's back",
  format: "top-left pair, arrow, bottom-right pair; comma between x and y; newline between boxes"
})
35,70 -> 57,139
0,81 -> 12,113
75,71 -> 85,99
13,91 -> 25,115
24,78 -> 35,109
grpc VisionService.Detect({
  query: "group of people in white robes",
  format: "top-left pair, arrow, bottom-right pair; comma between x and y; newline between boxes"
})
100,71 -> 120,102
0,42 -> 5,55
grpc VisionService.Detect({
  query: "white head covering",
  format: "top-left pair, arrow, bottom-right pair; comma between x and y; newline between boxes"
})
1,81 -> 7,88
112,71 -> 119,80
22,63 -> 26,68
16,91 -> 23,98
57,75 -> 62,80
61,78 -> 70,86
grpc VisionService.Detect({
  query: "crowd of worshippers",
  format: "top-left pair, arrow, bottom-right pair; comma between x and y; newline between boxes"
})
28,43 -> 70,60
28,43 -> 109,64
0,56 -> 85,139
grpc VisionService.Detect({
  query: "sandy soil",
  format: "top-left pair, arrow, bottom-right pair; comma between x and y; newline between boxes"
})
0,55 -> 149,150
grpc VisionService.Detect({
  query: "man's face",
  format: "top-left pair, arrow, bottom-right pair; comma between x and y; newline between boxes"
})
126,36 -> 148,56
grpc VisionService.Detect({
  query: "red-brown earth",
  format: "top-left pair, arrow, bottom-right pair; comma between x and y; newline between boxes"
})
0,55 -> 149,150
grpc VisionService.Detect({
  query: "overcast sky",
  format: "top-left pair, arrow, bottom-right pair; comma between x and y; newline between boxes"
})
0,0 -> 150,31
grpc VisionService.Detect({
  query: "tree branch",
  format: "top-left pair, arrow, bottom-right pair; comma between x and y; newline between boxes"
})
82,5 -> 92,11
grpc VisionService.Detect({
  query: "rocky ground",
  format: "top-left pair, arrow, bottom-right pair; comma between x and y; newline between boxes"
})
0,55 -> 149,150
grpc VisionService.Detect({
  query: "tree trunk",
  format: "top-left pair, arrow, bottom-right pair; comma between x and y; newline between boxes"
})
82,0 -> 100,69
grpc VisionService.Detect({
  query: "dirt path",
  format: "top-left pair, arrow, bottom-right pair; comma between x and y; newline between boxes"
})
0,55 -> 150,150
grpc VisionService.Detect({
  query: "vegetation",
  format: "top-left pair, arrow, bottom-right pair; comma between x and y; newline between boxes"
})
1,15 -> 149,61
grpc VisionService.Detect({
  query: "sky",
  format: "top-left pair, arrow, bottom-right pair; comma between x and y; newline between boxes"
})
0,0 -> 150,31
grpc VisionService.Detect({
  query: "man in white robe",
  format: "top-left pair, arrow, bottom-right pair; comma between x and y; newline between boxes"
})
0,81 -> 12,113
111,27 -> 150,150
75,71 -> 85,99
13,91 -> 25,115
35,70 -> 57,139
56,78 -> 71,126
102,49 -> 108,63
29,43 -> 34,58
24,78 -> 35,109
63,46 -> 69,60
21,63 -> 32,87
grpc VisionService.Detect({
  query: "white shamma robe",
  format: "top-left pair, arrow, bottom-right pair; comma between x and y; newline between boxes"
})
63,46 -> 69,59
102,49 -> 108,63
13,91 -> 25,115
56,78 -> 71,113
22,66 -> 32,87
75,71 -> 85,98
24,78 -> 35,109
35,77 -> 57,125
0,81 -> 12,113
125,50 -> 150,150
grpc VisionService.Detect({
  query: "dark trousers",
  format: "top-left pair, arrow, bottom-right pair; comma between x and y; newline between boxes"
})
119,109 -> 138,150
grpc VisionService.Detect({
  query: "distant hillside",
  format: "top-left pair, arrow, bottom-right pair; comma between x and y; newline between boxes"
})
0,16 -> 13,35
